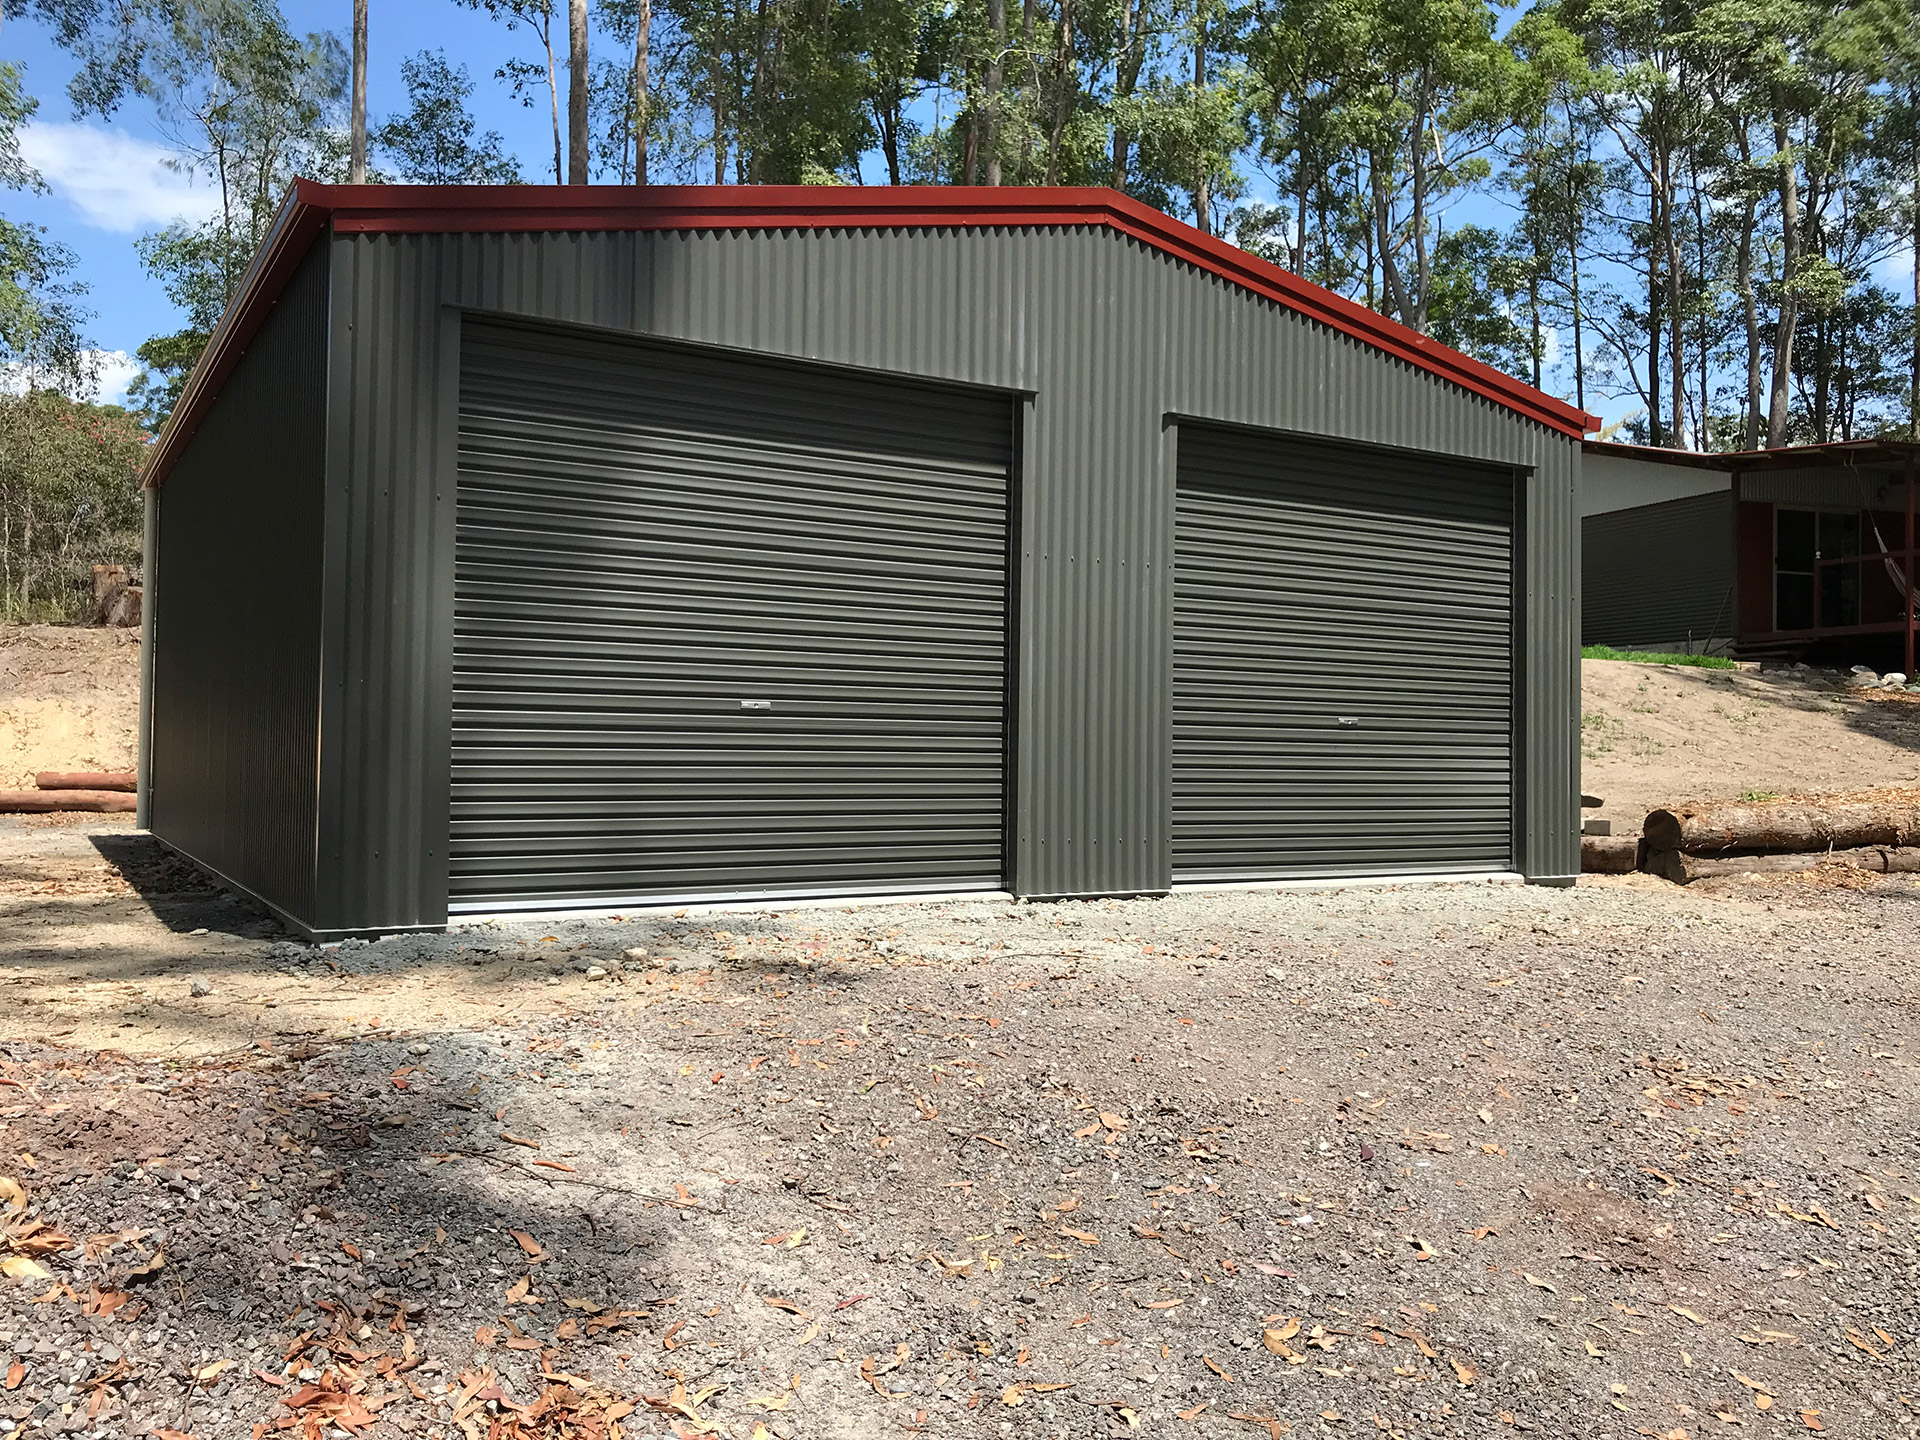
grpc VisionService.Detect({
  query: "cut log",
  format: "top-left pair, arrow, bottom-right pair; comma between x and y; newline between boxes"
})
90,564 -> 130,626
1643,800 -> 1920,855
35,771 -> 136,792
0,789 -> 136,813
1580,835 -> 1639,874
1642,846 -> 1920,883
105,585 -> 142,628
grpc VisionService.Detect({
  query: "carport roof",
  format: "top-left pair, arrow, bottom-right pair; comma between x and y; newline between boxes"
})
143,181 -> 1601,488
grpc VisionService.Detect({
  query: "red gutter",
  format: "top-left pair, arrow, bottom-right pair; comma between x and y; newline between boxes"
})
144,181 -> 1601,487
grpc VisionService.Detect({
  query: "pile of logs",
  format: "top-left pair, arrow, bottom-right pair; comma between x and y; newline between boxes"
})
1583,796 -> 1920,882
0,772 -> 136,813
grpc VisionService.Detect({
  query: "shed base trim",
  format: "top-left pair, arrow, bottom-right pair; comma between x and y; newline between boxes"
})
450,889 -> 1016,927
1172,871 -> 1524,896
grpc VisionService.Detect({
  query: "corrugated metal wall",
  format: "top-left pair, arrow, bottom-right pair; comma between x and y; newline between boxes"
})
1582,493 -> 1736,650
315,224 -> 1581,931
149,242 -> 329,926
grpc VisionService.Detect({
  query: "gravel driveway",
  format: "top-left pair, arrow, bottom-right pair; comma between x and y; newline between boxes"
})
0,823 -> 1914,1440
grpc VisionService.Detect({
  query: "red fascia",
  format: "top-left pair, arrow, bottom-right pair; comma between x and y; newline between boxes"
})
144,181 -> 1599,487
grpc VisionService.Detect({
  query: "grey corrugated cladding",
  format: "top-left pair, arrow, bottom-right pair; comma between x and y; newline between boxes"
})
1581,494 -> 1736,651
146,242 -> 329,924
152,217 -> 1582,936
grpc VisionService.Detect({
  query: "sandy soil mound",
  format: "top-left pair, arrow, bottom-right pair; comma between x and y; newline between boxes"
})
1581,658 -> 1920,831
0,623 -> 141,790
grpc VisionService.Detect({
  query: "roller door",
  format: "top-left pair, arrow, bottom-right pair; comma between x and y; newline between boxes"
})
450,318 -> 1014,910
1173,426 -> 1517,880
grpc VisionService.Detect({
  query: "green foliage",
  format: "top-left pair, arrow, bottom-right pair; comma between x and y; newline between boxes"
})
375,50 -> 525,184
1582,645 -> 1738,668
0,390 -> 148,623
0,60 -> 93,393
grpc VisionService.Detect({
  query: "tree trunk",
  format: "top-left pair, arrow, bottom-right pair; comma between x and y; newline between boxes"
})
349,0 -> 367,184
1738,196 -> 1760,449
712,61 -> 727,184
1191,24 -> 1208,233
1767,108 -> 1801,447
1111,0 -> 1136,188
1661,147 -> 1684,446
567,0 -> 589,184
1044,0 -> 1075,184
543,24 -> 564,183
985,0 -> 1005,185
633,0 -> 650,184
1648,183 -> 1662,446
1409,85 -> 1431,333
1369,153 -> 1412,324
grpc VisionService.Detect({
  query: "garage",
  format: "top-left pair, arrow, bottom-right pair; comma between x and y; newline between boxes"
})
451,318 -> 1014,911
139,183 -> 1590,939
1172,426 -> 1518,881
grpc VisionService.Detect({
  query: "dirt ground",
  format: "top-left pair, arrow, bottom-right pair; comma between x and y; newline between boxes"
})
1579,660 -> 1920,833
0,817 -> 1915,1440
0,628 -> 140,791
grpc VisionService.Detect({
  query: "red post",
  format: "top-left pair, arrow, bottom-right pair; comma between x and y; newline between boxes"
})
1906,454 -> 1916,679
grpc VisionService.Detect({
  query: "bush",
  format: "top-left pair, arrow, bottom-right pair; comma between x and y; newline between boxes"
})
0,389 -> 149,622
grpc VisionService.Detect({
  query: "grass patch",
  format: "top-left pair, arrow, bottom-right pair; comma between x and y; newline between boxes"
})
1582,645 -> 1737,670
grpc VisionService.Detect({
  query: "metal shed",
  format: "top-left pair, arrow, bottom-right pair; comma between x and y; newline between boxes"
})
138,183 -> 1595,940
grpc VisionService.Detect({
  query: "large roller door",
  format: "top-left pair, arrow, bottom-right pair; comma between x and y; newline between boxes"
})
1173,426 -> 1517,880
450,318 -> 1014,911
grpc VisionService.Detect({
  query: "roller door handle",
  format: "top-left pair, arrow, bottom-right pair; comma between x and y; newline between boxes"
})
740,699 -> 775,710
1337,716 -> 1359,727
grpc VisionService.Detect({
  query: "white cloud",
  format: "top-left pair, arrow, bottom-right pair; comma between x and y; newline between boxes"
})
87,350 -> 143,406
1,350 -> 146,406
18,122 -> 222,233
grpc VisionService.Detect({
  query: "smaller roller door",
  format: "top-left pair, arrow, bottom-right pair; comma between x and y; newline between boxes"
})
1173,426 -> 1517,880
451,318 -> 1014,910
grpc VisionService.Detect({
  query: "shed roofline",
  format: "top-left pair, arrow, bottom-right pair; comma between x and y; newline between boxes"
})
1584,438 -> 1920,473
142,180 -> 1600,488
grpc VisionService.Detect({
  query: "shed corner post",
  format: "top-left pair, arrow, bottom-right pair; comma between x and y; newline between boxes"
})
136,481 -> 157,831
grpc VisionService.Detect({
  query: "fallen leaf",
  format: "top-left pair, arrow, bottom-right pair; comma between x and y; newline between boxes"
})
501,1132 -> 541,1150
1,1257 -> 48,1282
192,1359 -> 232,1385
745,1394 -> 791,1412
1204,1354 -> 1233,1381
764,1296 -> 809,1316
530,1159 -> 576,1172
796,1321 -> 821,1345
0,1178 -> 26,1212
1178,1401 -> 1211,1421
1667,1304 -> 1708,1326
1140,1298 -> 1182,1310
503,1275 -> 531,1305
763,1228 -> 806,1247
1396,1328 -> 1438,1360
662,1319 -> 686,1351
1799,1410 -> 1822,1430
3,1362 -> 21,1389
1523,1272 -> 1556,1293
1263,1319 -> 1302,1352
1059,1229 -> 1100,1245
510,1230 -> 548,1260
1450,1356 -> 1477,1385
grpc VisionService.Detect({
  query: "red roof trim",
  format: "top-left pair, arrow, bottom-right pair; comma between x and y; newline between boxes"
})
144,181 -> 1598,487
1584,438 -> 1920,472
